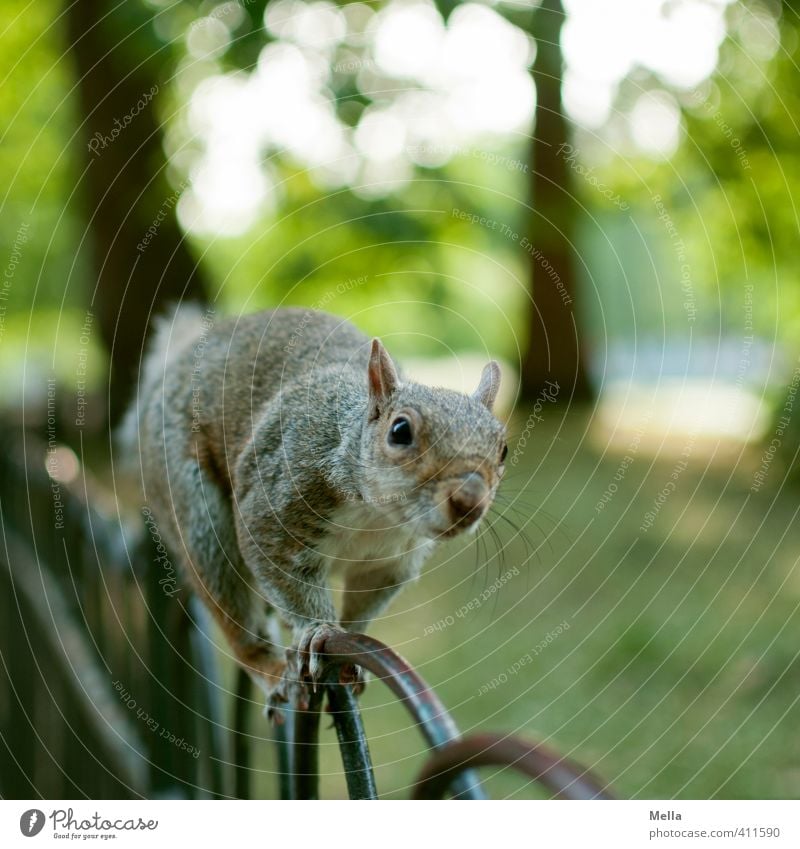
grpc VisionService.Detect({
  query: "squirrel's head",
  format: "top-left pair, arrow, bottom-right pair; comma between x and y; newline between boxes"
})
359,338 -> 507,540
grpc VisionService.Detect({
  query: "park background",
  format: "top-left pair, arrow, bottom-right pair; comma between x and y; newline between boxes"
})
1,0 -> 799,799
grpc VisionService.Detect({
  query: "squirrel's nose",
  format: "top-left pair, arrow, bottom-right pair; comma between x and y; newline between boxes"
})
447,472 -> 489,527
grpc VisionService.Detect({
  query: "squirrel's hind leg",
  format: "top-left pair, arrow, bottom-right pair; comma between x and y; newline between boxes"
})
156,456 -> 288,704
181,536 -> 287,703
214,599 -> 287,703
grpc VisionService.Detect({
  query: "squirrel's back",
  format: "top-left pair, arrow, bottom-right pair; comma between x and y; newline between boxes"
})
124,305 -> 377,490
118,302 -> 210,460
198,307 -> 372,458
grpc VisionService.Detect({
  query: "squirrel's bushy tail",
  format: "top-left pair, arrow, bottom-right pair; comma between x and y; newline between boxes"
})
117,302 -> 209,456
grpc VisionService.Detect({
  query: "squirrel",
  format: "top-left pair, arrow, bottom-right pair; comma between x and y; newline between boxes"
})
121,304 -> 507,716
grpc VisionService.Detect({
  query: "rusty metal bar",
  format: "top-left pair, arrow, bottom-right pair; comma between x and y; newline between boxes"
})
411,733 -> 615,800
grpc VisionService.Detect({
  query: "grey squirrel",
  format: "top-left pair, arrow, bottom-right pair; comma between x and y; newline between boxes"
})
122,305 -> 506,716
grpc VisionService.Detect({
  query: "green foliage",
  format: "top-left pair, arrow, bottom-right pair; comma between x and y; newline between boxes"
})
0,0 -> 87,314
197,152 -> 531,360
583,3 -> 800,358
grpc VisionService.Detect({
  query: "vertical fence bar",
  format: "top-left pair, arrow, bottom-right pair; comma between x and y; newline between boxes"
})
290,688 -> 324,800
233,668 -> 251,800
274,718 -> 292,800
326,681 -> 378,800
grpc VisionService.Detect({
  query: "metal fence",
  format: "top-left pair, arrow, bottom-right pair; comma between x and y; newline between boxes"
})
0,428 -> 612,800
0,429 -> 230,798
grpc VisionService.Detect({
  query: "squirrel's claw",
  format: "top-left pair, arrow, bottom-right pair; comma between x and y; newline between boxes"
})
297,622 -> 345,685
266,685 -> 289,725
338,663 -> 368,695
266,701 -> 286,726
265,627 -> 369,725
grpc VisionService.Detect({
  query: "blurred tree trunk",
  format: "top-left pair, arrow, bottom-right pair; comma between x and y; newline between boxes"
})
522,0 -> 591,401
65,0 -> 208,425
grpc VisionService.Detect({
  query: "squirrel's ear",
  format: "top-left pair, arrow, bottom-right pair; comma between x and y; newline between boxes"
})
368,338 -> 399,418
473,361 -> 501,411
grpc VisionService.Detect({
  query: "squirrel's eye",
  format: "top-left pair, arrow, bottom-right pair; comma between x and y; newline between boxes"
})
500,444 -> 508,463
388,416 -> 413,446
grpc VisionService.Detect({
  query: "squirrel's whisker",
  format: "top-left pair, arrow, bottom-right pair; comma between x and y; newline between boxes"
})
493,494 -> 569,551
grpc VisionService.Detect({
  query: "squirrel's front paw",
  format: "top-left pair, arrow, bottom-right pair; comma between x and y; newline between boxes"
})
297,622 -> 346,685
297,622 -> 368,697
266,624 -> 366,722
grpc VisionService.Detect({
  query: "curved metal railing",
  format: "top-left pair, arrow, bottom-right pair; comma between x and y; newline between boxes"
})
263,632 -> 614,800
411,733 -> 612,800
